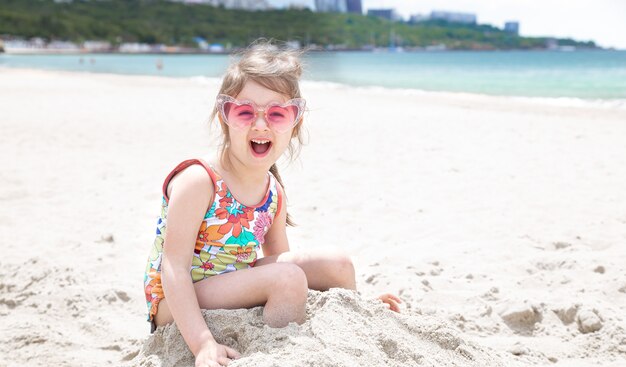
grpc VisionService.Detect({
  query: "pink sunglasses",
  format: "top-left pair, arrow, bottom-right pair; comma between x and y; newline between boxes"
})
216,94 -> 306,133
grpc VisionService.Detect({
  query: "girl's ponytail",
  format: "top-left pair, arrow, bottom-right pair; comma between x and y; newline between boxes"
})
270,163 -> 295,227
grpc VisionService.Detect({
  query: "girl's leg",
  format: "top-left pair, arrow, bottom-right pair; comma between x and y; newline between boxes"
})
254,249 -> 356,291
155,262 -> 308,328
255,251 -> 403,313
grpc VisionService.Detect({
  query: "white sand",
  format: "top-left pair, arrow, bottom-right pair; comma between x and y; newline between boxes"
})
1,68 -> 625,366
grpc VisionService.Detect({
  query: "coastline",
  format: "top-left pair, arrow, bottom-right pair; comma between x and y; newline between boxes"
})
4,64 -> 625,110
1,68 -> 625,366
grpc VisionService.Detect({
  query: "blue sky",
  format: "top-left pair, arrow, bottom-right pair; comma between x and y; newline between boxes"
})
269,0 -> 626,49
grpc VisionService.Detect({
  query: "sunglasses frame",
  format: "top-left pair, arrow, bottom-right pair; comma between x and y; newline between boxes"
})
216,94 -> 306,133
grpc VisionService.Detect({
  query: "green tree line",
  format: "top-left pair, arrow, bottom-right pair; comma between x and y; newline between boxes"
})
0,0 -> 597,50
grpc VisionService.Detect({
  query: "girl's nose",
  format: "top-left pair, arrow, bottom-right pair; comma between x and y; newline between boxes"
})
253,113 -> 270,130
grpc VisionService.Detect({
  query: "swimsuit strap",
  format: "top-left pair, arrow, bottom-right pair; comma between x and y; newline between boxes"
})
269,171 -> 284,218
162,158 -> 219,203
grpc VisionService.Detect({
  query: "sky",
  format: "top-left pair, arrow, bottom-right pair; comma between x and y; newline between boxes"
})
270,0 -> 626,49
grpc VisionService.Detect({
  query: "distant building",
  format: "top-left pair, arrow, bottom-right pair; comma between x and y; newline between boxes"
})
346,0 -> 362,14
218,0 -> 271,10
119,43 -> 152,53
504,21 -> 519,35
47,41 -> 80,51
409,13 -> 429,23
430,10 -> 476,24
1,37 -> 80,53
209,44 -> 225,53
285,1 -> 311,10
169,0 -> 215,4
546,38 -> 558,50
315,0 -> 347,13
367,8 -> 401,21
83,41 -> 112,52
193,37 -> 209,50
170,0 -> 271,10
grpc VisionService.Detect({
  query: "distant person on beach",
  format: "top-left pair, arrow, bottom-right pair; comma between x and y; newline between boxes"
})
143,40 -> 401,367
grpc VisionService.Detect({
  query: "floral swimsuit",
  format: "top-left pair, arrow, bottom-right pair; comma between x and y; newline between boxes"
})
143,158 -> 282,327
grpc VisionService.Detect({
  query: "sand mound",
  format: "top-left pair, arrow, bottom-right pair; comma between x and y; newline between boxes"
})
133,289 -> 517,366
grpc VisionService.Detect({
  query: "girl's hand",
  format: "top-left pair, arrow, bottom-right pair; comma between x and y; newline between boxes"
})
378,293 -> 402,313
194,340 -> 241,367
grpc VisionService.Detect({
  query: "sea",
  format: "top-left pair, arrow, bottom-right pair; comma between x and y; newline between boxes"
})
1,50 -> 625,105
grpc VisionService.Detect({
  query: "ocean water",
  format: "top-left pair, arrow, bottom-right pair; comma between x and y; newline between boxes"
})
1,50 -> 625,101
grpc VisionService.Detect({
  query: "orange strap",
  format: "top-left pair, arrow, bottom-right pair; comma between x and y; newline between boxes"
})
161,158 -> 218,203
275,179 -> 284,219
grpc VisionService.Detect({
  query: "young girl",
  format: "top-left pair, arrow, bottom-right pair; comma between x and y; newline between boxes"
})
143,41 -> 402,367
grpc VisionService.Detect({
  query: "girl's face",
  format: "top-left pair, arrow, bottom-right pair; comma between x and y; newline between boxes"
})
225,80 -> 297,170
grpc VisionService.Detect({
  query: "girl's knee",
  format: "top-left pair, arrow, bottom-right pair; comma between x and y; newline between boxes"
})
263,263 -> 307,327
333,251 -> 355,275
273,263 -> 308,294
337,251 -> 354,265
327,251 -> 356,290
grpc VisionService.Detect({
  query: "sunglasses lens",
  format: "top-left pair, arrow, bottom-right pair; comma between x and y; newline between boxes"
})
266,105 -> 298,132
224,102 -> 255,128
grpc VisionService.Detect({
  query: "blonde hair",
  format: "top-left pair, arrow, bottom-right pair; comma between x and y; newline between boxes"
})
209,39 -> 306,226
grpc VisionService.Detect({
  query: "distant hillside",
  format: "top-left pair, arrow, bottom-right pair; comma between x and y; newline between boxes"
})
0,0 -> 597,50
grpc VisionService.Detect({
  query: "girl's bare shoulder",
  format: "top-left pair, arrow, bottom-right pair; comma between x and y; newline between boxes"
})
167,164 -> 215,201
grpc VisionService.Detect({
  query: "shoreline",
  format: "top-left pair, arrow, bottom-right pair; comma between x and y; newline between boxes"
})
2,65 -> 626,111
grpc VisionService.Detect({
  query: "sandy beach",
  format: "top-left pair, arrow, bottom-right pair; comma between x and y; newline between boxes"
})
1,67 -> 625,366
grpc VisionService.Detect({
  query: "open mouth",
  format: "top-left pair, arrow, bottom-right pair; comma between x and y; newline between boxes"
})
250,139 -> 272,157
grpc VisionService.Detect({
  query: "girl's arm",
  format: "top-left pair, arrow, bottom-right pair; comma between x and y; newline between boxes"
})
160,165 -> 217,356
262,183 -> 290,256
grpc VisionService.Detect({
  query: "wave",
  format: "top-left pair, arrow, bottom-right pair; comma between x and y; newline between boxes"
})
299,78 -> 626,110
